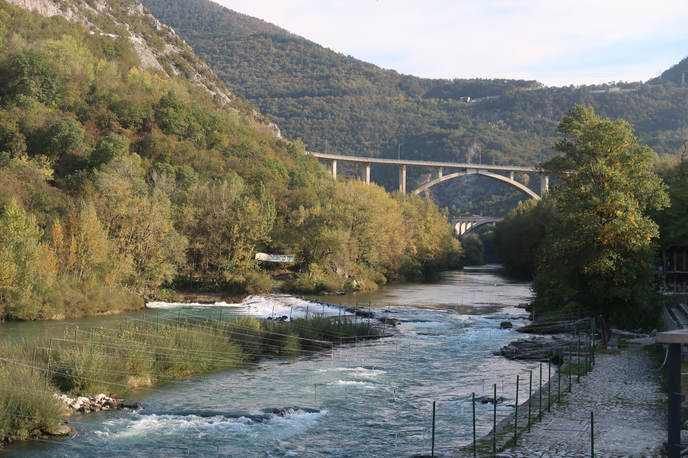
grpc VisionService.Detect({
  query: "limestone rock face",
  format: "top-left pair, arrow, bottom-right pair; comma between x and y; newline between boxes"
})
5,0 -> 238,108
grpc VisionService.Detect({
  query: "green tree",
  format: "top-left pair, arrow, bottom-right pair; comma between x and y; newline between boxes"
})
90,135 -> 131,169
532,105 -> 669,343
494,195 -> 556,279
651,143 -> 688,248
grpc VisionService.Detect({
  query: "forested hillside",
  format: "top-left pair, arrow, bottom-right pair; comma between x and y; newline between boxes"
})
0,0 -> 461,320
144,0 -> 688,215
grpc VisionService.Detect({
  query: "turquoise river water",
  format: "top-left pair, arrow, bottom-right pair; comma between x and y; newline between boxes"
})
2,266 -> 549,457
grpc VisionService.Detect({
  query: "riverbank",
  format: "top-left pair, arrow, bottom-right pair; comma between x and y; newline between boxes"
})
0,310 -> 376,444
453,341 -> 666,457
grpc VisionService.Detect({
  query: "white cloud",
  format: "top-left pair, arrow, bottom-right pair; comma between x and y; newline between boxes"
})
214,0 -> 688,86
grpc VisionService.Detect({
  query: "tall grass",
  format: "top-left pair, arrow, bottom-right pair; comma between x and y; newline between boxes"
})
0,312 -> 376,443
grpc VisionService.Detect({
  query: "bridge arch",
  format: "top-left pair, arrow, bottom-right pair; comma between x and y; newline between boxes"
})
413,169 -> 540,200
450,217 -> 504,238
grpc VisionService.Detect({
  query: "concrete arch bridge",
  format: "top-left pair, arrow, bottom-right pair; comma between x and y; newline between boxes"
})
450,216 -> 503,238
309,152 -> 547,199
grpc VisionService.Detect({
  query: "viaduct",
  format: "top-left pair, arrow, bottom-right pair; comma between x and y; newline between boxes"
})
309,152 -> 547,199
309,152 -> 547,237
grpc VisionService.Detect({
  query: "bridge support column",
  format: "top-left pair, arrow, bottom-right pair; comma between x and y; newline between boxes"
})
435,167 -> 443,180
540,175 -> 549,195
326,160 -> 337,180
507,171 -> 514,180
399,165 -> 406,193
360,163 -> 371,184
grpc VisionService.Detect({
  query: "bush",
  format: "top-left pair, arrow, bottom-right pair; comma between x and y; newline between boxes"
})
243,271 -> 272,294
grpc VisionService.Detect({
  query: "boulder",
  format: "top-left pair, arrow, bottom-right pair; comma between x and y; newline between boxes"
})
50,424 -> 78,437
120,400 -> 144,410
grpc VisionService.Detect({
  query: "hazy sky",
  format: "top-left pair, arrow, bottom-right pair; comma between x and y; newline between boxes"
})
214,0 -> 688,87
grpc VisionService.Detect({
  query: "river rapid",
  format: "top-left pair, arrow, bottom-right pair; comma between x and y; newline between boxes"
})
3,266 -> 546,458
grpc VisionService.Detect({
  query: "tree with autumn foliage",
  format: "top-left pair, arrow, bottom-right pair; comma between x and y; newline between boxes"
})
532,105 -> 669,343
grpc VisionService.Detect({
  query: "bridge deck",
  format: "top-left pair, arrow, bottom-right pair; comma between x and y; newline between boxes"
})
308,152 -> 538,173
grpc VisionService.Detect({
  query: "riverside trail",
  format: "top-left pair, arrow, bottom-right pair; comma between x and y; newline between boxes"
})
461,343 -> 666,458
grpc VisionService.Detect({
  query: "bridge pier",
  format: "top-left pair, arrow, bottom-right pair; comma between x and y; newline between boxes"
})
360,163 -> 371,184
540,175 -> 549,194
326,160 -> 337,180
399,165 -> 406,193
435,167 -> 443,180
507,171 -> 514,180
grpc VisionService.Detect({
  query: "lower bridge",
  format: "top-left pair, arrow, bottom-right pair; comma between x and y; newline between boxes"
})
450,216 -> 503,237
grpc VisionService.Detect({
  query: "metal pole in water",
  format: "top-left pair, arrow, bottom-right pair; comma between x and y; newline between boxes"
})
514,375 -> 519,445
528,371 -> 532,432
493,384 -> 497,457
472,392 -> 477,458
432,401 -> 436,458
314,383 -> 317,405
32,347 -> 36,380
157,311 -> 160,331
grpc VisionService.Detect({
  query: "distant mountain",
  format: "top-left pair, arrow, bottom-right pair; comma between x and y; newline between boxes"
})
145,0 -> 688,214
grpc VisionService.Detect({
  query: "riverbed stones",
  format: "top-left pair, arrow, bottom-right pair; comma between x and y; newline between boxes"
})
54,393 -> 131,413
493,336 -> 576,361
50,424 -> 78,437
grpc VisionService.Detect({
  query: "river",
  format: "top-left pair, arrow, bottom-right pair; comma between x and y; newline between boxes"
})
2,266 -> 545,458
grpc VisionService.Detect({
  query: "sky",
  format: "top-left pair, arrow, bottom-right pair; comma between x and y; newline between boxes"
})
214,0 -> 688,87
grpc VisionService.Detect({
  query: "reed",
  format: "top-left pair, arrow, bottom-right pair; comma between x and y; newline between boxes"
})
0,312 -> 374,443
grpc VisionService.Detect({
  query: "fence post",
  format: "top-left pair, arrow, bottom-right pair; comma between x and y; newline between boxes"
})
432,401 -> 436,458
592,319 -> 596,365
548,362 -> 551,412
568,345 -> 572,392
472,392 -> 477,458
585,334 -> 590,375
514,375 -> 519,445
558,354 -> 562,403
493,384 -> 497,457
577,334 -> 581,383
539,363 -> 542,422
528,371 -> 532,431
591,411 -> 595,458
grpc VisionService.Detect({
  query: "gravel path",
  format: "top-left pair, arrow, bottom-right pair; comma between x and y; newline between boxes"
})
496,345 -> 666,458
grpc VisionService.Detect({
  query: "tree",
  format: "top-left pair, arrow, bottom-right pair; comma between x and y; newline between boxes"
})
494,195 -> 556,279
532,105 -> 669,343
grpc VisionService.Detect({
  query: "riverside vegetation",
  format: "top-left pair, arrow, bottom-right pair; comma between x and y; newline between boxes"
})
0,311 -> 377,443
0,0 -> 461,322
